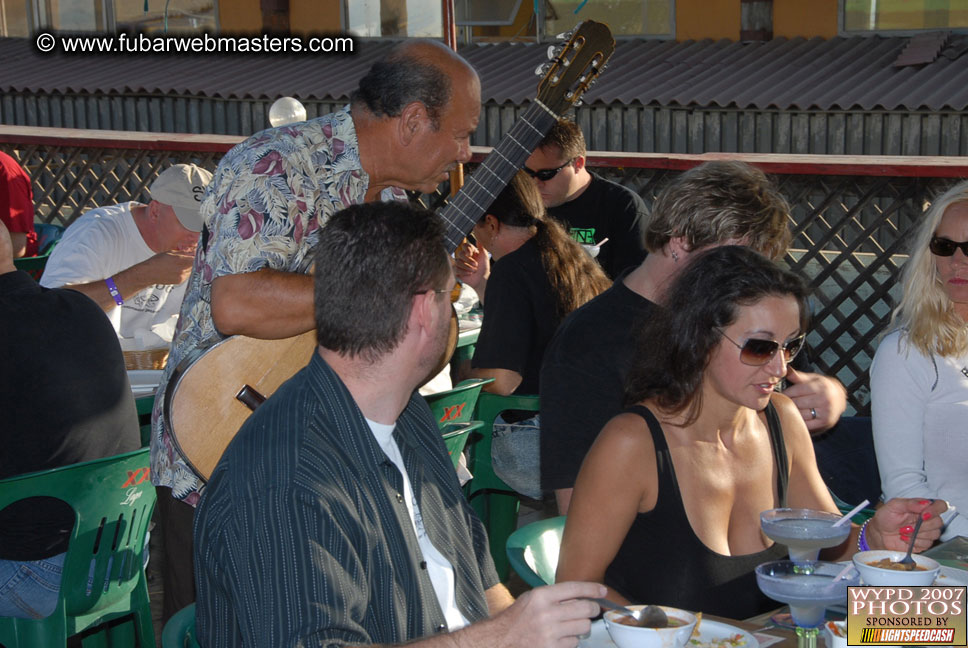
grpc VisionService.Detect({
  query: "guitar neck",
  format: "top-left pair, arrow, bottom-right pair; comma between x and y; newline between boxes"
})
439,101 -> 559,253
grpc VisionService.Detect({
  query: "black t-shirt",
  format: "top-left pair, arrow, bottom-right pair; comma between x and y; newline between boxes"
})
0,270 -> 140,560
471,238 -> 559,396
547,173 -> 647,279
539,273 -> 656,491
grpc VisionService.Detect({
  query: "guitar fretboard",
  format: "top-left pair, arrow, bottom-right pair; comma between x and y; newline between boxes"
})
439,101 -> 559,253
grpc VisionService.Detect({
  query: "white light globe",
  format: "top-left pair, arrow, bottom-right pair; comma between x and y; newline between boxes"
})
269,97 -> 307,127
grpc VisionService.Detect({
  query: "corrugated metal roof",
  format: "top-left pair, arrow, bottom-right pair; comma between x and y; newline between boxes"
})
2,33 -> 966,112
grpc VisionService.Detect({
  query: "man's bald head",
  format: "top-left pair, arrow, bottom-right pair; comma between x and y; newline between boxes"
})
0,220 -> 16,275
351,39 -> 478,129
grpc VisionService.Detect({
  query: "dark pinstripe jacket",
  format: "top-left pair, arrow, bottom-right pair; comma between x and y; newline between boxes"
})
195,351 -> 499,647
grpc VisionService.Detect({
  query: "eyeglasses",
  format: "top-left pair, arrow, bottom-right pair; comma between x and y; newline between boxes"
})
415,283 -> 462,303
716,328 -> 806,366
929,236 -> 968,258
523,159 -> 574,181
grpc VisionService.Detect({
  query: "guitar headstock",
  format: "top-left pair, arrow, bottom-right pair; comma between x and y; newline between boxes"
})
535,20 -> 615,117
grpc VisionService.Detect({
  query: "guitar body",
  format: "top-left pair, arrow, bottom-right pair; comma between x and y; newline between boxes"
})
167,330 -> 317,480
168,311 -> 459,481
164,21 -> 615,481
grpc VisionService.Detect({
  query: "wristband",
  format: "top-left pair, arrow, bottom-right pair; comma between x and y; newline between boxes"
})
858,519 -> 871,552
105,277 -> 124,306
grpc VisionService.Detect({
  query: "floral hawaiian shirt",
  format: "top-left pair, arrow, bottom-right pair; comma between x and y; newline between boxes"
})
150,106 -> 407,504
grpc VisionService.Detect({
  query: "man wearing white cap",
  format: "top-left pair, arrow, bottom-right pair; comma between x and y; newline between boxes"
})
41,163 -> 213,339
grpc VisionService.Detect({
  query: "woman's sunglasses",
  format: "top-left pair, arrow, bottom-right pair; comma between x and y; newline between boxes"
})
523,159 -> 574,181
929,236 -> 968,258
716,329 -> 806,366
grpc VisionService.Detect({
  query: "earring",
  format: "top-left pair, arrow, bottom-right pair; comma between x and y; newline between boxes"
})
671,251 -> 679,262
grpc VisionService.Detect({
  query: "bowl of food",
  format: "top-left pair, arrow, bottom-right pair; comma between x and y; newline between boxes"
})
603,605 -> 697,648
852,550 -> 940,586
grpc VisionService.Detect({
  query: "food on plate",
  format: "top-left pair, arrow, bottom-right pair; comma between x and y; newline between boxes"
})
688,633 -> 748,648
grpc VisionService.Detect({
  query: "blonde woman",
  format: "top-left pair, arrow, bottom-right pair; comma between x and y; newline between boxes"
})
871,181 -> 968,540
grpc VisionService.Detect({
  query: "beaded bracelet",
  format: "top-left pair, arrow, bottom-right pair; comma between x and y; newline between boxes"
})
858,519 -> 871,552
105,277 -> 124,306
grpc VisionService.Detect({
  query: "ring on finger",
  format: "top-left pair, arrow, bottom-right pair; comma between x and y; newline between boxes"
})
810,407 -> 817,420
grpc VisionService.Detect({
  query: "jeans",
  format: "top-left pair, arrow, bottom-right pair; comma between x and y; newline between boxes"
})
0,552 -> 65,619
491,413 -> 542,499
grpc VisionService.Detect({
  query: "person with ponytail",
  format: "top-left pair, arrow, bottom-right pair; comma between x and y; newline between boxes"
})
456,171 -> 611,497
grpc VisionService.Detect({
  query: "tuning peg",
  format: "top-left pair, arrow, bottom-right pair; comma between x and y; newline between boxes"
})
535,62 -> 552,77
547,44 -> 560,60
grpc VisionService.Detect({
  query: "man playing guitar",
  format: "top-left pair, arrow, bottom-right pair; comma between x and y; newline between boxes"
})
150,39 -> 481,622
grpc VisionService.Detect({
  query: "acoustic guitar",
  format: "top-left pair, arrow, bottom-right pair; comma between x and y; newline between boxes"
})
165,20 -> 616,481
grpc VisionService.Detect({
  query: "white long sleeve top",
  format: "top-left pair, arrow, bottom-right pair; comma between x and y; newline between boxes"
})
870,329 -> 968,540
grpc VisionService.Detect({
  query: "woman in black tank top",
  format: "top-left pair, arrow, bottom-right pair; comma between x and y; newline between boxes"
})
557,247 -> 945,619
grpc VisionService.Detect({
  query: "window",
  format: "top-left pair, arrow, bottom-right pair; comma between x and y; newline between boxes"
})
543,0 -> 673,38
843,0 -> 968,33
345,0 -> 442,37
3,0 -> 216,35
115,0 -> 215,32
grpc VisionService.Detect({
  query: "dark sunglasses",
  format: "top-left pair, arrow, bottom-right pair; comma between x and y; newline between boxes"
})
929,236 -> 968,258
523,159 -> 574,181
716,329 -> 806,366
415,283 -> 462,304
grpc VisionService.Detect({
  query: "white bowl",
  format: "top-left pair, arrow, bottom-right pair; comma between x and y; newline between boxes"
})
824,621 -> 848,648
581,243 -> 601,259
852,550 -> 940,586
604,606 -> 697,648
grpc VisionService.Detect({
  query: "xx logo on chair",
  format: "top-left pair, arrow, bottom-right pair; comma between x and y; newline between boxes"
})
122,467 -> 151,488
439,402 -> 466,423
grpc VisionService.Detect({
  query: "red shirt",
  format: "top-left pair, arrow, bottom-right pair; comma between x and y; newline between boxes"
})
0,151 -> 37,257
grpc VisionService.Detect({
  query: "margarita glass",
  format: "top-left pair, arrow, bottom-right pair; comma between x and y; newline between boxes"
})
760,508 -> 850,562
756,560 -> 859,648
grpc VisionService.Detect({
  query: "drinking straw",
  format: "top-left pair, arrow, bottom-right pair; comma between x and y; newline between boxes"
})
832,499 -> 870,527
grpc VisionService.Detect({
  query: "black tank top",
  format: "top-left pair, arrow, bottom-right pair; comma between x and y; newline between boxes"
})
603,404 -> 790,619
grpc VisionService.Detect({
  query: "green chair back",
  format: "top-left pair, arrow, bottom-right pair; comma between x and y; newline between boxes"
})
13,224 -> 64,281
440,420 -> 483,470
465,391 -> 540,582
506,516 -> 566,588
0,448 -> 157,648
423,378 -> 493,427
161,603 -> 199,648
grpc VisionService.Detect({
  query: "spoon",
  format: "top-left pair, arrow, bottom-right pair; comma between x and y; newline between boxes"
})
581,597 -> 669,628
897,515 -> 924,570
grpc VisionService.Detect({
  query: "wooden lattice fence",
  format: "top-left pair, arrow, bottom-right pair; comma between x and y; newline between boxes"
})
2,126 -> 966,415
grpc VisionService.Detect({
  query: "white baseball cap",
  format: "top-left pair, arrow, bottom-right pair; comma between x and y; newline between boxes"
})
149,164 -> 213,232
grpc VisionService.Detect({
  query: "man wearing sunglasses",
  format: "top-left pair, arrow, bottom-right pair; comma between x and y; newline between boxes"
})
523,119 -> 647,278
540,161 -> 848,515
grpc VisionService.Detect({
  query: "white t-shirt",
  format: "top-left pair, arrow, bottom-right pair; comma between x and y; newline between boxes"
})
871,329 -> 968,539
40,202 -> 187,339
367,418 -> 470,631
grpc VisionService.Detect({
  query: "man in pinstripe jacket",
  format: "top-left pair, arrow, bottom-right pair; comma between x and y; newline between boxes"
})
194,201 -> 604,647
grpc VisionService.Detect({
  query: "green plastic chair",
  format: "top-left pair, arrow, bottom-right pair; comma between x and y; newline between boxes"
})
12,223 -> 64,281
423,378 -> 493,427
506,516 -> 566,588
0,448 -> 157,648
440,420 -> 484,470
464,391 -> 540,582
161,603 -> 199,648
